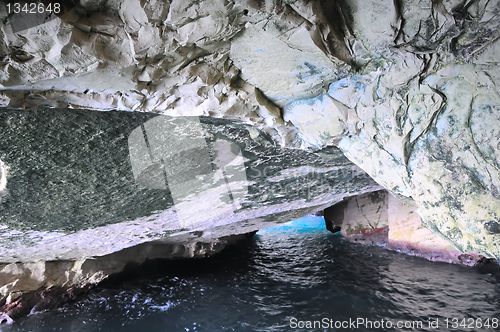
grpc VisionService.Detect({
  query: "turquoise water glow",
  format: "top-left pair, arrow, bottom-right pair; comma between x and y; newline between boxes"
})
256,215 -> 328,235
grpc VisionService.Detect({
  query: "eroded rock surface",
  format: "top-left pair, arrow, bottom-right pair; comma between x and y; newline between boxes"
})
330,191 -> 389,246
326,190 -> 490,266
0,0 -> 498,260
0,0 -> 500,317
0,107 -> 378,262
0,233 -> 252,320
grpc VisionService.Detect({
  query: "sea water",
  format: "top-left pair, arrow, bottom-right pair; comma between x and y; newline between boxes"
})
2,216 -> 500,331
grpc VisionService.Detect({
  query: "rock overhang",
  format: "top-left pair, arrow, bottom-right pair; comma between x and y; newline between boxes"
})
0,107 -> 381,262
0,0 -> 499,259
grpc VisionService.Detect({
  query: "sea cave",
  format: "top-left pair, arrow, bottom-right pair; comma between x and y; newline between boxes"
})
0,0 -> 499,330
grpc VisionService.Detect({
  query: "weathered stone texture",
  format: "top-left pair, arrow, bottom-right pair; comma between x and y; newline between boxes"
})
0,108 -> 379,262
0,0 -> 499,307
327,190 -> 489,265
337,191 -> 389,245
0,233 -> 253,320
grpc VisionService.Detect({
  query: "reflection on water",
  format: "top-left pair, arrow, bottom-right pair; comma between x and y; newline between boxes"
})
3,216 -> 500,332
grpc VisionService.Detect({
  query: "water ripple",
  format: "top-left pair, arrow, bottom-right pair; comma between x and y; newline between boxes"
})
3,216 -> 500,332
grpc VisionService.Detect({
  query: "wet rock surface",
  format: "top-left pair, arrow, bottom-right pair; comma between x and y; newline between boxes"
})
0,107 -> 379,262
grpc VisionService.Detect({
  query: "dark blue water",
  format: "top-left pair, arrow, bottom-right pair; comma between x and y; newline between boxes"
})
3,216 -> 500,331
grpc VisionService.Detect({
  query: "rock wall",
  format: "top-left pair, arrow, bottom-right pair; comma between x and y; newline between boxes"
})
333,0 -> 500,261
0,233 -> 251,320
0,107 -> 379,262
327,191 -> 389,245
325,190 -> 490,266
0,0 -> 498,260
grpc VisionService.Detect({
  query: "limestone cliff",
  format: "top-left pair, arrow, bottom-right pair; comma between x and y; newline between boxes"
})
1,0 -> 495,259
0,0 -> 499,318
